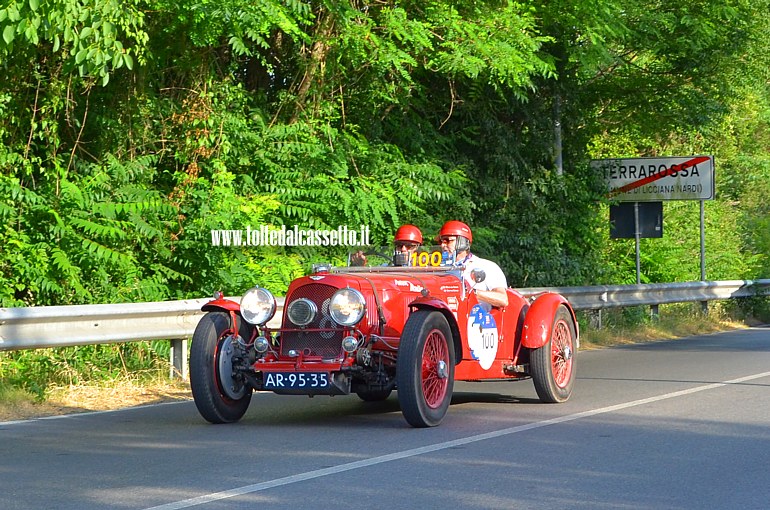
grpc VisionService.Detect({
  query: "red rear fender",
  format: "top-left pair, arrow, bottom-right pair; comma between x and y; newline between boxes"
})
521,293 -> 577,349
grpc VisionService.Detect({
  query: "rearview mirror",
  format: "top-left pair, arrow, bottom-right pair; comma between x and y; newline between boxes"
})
471,268 -> 486,283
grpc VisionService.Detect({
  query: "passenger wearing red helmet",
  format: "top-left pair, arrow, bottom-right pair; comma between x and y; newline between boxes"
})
392,224 -> 423,266
438,220 -> 509,308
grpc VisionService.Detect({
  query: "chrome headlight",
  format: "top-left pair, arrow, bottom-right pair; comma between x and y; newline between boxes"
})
240,287 -> 276,325
287,298 -> 317,326
329,288 -> 366,327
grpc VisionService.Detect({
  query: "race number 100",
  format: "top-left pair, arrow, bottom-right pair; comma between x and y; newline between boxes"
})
410,251 -> 443,267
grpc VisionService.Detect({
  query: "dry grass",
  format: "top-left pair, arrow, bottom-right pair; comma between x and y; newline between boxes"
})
579,311 -> 749,349
0,377 -> 191,423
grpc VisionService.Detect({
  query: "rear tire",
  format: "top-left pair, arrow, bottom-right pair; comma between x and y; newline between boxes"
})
530,305 -> 577,403
397,310 -> 455,427
190,312 -> 253,423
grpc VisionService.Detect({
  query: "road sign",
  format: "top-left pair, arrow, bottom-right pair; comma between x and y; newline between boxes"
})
592,155 -> 715,202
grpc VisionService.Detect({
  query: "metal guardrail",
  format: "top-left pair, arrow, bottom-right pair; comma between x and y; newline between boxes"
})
1,280 -> 768,376
0,298 -> 210,352
519,279 -> 770,310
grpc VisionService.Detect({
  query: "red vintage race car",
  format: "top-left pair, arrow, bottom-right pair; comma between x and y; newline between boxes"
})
190,248 -> 578,427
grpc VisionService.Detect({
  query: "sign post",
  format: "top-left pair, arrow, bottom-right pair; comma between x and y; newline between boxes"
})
700,199 -> 707,312
592,156 -> 715,286
634,202 -> 640,284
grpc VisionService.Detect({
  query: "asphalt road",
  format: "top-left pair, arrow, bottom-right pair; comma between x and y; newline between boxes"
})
2,326 -> 769,510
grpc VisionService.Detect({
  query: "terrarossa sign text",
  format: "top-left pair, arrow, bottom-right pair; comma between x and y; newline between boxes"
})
592,155 -> 715,202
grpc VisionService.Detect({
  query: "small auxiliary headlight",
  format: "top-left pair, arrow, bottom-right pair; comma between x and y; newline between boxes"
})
329,288 -> 366,327
254,336 -> 270,354
240,287 -> 276,325
341,335 -> 359,353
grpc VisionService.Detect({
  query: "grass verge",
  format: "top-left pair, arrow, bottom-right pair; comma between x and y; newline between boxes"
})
577,302 -> 754,349
0,372 -> 191,423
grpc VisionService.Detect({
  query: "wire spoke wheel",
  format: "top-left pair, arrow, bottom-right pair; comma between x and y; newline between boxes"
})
551,319 -> 574,388
421,330 -> 450,408
530,305 -> 577,403
397,310 -> 455,427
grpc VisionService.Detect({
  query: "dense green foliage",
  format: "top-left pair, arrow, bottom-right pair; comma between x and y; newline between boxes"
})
2,0 -> 769,306
1,1 -> 769,393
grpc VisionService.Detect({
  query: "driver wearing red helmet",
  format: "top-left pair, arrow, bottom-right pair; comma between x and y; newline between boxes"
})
438,220 -> 509,308
350,224 -> 423,266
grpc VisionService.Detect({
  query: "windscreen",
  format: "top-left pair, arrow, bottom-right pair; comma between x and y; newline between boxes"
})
345,246 -> 450,268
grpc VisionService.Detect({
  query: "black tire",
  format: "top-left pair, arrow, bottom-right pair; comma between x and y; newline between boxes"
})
355,388 -> 393,402
530,305 -> 577,403
190,311 -> 253,423
396,310 -> 455,427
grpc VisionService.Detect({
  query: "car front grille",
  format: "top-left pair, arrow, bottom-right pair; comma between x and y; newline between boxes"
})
281,283 -> 343,359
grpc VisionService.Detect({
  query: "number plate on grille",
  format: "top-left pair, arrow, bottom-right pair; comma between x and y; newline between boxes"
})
262,372 -> 329,390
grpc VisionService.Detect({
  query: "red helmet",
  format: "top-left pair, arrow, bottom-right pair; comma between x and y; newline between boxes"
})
438,220 -> 472,243
394,224 -> 423,244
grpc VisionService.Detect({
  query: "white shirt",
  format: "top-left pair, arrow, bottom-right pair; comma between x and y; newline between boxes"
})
455,253 -> 508,291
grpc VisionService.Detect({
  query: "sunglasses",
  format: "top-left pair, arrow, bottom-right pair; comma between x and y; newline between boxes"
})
395,242 -> 419,249
439,237 -> 457,244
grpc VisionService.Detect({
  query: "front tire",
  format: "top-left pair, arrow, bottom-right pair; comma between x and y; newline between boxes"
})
190,311 -> 253,423
530,305 -> 577,403
396,310 -> 455,427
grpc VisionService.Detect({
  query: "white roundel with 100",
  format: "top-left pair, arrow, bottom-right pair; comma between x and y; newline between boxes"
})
467,304 -> 499,370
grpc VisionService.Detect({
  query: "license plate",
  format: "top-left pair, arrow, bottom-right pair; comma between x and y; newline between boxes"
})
263,372 -> 329,390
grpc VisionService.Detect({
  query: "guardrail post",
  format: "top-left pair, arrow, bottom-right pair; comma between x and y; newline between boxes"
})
650,304 -> 659,320
585,309 -> 603,329
170,339 -> 188,379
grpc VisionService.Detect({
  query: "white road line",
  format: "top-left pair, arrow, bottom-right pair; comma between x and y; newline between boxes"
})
144,370 -> 770,510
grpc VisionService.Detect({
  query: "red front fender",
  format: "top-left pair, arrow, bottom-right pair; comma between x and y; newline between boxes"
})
200,298 -> 250,339
409,297 -> 462,364
201,297 -> 241,313
521,292 -> 578,349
